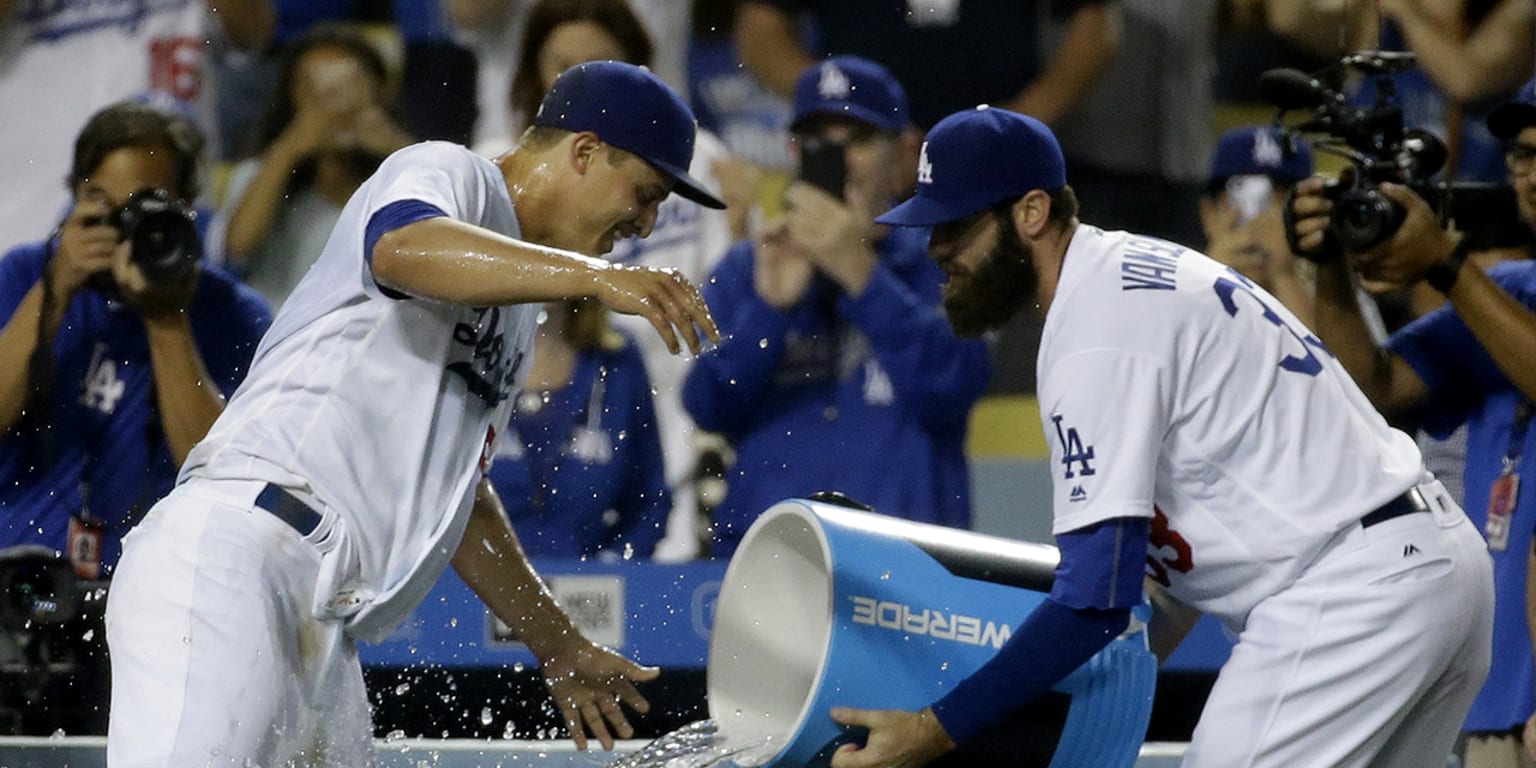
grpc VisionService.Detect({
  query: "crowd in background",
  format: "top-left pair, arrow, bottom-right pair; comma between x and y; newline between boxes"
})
2,0 -> 1536,756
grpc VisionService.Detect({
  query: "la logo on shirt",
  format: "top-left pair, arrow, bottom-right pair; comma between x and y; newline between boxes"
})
1051,414 -> 1096,479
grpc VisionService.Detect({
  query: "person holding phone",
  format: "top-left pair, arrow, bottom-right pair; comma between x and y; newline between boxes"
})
682,56 -> 992,556
1198,125 -> 1316,326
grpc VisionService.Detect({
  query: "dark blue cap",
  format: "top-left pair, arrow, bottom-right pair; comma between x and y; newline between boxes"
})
1208,126 -> 1314,187
1488,76 -> 1536,140
791,56 -> 910,134
535,61 -> 726,209
876,106 -> 1065,227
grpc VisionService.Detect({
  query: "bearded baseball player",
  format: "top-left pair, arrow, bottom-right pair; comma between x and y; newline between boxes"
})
828,107 -> 1495,768
103,61 -> 723,767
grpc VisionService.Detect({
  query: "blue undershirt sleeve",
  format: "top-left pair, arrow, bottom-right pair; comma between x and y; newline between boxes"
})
929,517 -> 1147,744
364,199 -> 448,299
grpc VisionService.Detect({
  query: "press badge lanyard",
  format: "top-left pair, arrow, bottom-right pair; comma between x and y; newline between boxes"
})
1485,399 -> 1531,553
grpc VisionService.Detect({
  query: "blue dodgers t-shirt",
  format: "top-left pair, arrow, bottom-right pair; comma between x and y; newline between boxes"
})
0,241 -> 272,573
1388,258 -> 1536,731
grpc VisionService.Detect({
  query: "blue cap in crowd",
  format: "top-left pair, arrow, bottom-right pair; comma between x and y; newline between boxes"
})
876,106 -> 1065,228
1488,76 -> 1536,140
1207,126 -> 1314,190
535,60 -> 726,209
791,56 -> 910,134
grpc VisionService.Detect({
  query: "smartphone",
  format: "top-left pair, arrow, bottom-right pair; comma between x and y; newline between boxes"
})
799,139 -> 847,200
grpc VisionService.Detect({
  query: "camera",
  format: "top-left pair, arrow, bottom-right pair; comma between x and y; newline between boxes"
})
0,545 -> 108,736
97,188 -> 202,283
1261,52 -> 1524,255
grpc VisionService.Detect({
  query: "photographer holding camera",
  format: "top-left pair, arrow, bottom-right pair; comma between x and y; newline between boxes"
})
1292,73 -> 1536,767
0,101 -> 272,583
682,56 -> 991,556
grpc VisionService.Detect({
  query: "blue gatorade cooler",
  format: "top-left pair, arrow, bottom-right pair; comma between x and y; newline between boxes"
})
706,496 -> 1156,768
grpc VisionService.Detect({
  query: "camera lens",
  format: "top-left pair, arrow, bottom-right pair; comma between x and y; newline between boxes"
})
111,189 -> 201,284
1330,188 -> 1406,251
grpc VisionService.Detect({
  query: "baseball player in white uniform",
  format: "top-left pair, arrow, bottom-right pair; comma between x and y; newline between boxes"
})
103,61 -> 725,767
827,107 -> 1494,768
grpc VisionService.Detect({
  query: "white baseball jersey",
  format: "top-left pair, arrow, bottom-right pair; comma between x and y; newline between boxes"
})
1037,225 -> 1425,629
0,0 -> 216,244
182,142 -> 536,643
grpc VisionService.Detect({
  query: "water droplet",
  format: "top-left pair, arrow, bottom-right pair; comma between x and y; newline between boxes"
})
940,662 -> 949,671
81,629 -> 94,642
48,728 -> 65,740
395,682 -> 412,695
385,729 -> 406,743
758,338 -> 769,349
481,707 -> 494,725
880,571 -> 891,581
503,720 -> 517,739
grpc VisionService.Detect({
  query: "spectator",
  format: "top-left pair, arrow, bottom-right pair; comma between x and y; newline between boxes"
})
0,0 -> 275,245
215,23 -> 415,310
683,56 -> 991,557
1199,125 -> 1316,324
1048,0 -> 1215,249
449,0 -> 694,152
1295,76 -> 1536,768
0,101 -> 272,579
689,0 -> 792,173
486,299 -> 670,560
733,0 -> 1120,130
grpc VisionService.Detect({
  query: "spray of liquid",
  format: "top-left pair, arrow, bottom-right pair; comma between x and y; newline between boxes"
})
602,719 -> 779,768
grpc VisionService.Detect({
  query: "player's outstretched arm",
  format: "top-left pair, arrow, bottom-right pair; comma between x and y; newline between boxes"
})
372,217 -> 718,354
451,479 -> 659,750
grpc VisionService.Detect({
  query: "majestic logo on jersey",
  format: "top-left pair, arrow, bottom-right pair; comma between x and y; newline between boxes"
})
1051,414 -> 1096,479
818,62 -> 851,100
448,306 -> 524,406
1069,485 -> 1087,503
916,142 -> 934,185
1120,236 -> 1184,291
850,595 -> 1012,649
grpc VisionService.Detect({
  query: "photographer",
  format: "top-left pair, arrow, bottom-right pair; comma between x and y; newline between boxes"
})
682,56 -> 992,556
0,101 -> 271,581
1293,77 -> 1536,768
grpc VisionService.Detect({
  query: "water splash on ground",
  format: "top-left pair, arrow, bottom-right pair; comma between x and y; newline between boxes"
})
603,720 -> 777,768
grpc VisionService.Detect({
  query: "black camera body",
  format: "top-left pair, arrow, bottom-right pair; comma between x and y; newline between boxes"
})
103,188 -> 202,283
1262,52 -> 1524,256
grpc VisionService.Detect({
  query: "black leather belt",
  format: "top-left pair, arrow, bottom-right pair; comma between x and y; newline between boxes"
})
1361,487 -> 1432,528
254,482 -> 322,537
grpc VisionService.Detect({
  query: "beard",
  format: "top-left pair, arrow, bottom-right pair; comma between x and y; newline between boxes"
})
942,222 -> 1039,337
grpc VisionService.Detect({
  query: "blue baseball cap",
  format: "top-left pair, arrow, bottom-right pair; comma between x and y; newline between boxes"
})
876,106 -> 1065,227
791,56 -> 910,134
535,60 -> 726,209
1488,76 -> 1536,140
1208,126 -> 1313,189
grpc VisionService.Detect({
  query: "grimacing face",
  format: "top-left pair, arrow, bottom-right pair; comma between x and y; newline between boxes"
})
568,144 -> 671,257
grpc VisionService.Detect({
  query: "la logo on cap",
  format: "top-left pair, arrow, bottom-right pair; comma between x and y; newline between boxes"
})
818,62 -> 851,100
917,141 -> 934,185
1252,129 -> 1282,168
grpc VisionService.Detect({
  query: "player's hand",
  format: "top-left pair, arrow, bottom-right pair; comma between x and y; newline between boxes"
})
1351,183 -> 1458,285
51,200 -> 123,300
784,183 -> 877,295
828,707 -> 955,768
594,263 -> 719,355
753,217 -> 815,309
538,636 -> 660,751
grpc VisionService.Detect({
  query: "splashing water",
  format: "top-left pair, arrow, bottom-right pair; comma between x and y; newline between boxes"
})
603,720 -> 778,768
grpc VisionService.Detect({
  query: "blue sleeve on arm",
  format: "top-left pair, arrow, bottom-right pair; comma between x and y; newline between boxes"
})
364,199 -> 448,300
929,517 -> 1145,745
1051,517 -> 1150,610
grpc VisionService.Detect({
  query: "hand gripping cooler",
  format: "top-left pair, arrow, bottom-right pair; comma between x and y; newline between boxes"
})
706,498 -> 1156,767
